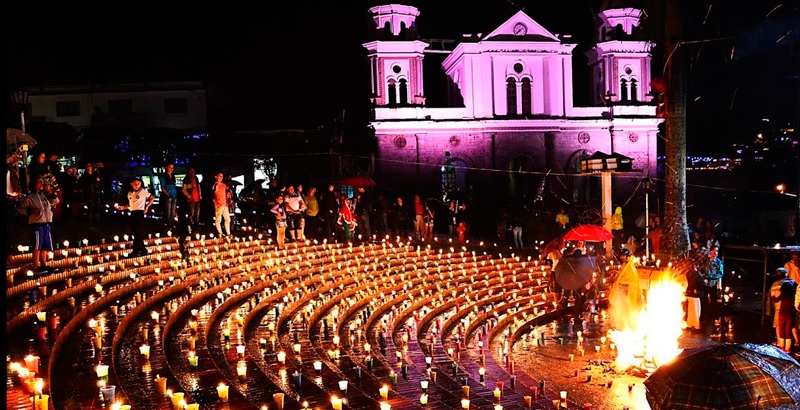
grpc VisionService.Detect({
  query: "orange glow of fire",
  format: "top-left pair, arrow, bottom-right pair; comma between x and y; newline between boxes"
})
609,273 -> 685,372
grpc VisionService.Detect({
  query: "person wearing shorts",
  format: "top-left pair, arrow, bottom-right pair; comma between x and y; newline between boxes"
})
17,177 -> 59,272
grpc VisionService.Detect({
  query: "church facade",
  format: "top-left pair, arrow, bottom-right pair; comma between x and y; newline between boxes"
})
364,3 -> 662,231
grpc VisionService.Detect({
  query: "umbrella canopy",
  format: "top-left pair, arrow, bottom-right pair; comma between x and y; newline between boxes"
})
6,128 -> 37,155
562,224 -> 613,242
644,343 -> 800,410
554,254 -> 599,291
335,175 -> 375,187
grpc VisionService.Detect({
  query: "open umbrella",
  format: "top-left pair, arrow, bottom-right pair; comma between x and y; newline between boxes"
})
6,128 -> 37,155
335,175 -> 376,187
562,224 -> 613,242
644,343 -> 800,410
554,254 -> 599,291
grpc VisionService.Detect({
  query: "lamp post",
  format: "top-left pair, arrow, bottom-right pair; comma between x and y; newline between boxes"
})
642,177 -> 653,259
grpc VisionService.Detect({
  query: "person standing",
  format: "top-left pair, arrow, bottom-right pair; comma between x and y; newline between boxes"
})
413,195 -> 425,240
338,197 -> 357,241
79,163 -> 103,222
211,172 -> 232,238
271,195 -> 288,250
17,176 -> 59,272
702,245 -> 724,311
159,163 -> 178,227
283,185 -> 306,242
355,187 -> 372,241
321,184 -> 340,241
304,186 -> 319,240
555,208 -> 570,233
116,178 -> 154,257
769,267 -> 797,353
685,256 -> 705,333
182,167 -> 202,225
785,253 -> 800,284
6,149 -> 24,265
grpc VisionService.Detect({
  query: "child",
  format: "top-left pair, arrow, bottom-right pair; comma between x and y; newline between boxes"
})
457,222 -> 467,243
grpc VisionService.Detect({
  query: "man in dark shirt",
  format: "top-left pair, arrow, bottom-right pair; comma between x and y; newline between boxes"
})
685,257 -> 705,333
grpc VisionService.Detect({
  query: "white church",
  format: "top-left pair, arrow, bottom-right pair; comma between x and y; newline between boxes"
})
363,2 -> 663,234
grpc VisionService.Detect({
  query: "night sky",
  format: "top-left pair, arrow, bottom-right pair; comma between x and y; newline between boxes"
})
6,0 -> 798,154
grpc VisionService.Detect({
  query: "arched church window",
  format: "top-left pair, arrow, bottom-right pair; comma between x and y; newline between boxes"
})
441,158 -> 468,196
383,22 -> 392,39
400,22 -> 407,38
620,79 -> 629,102
630,79 -> 638,102
615,24 -> 624,40
506,78 -> 517,116
600,26 -> 606,42
388,79 -> 397,106
399,79 -> 408,105
521,78 -> 532,115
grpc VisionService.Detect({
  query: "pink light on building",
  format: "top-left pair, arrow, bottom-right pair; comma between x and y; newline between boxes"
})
363,3 -> 662,221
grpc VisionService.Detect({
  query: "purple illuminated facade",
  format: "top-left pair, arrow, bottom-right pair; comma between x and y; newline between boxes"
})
364,4 -> 662,214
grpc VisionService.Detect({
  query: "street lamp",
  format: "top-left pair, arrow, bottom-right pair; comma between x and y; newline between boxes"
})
642,177 -> 654,259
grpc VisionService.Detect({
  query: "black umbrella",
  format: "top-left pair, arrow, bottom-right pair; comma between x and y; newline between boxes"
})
554,254 -> 599,291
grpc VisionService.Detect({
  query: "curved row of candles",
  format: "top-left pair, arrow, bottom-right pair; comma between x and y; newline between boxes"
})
8,234 -> 578,409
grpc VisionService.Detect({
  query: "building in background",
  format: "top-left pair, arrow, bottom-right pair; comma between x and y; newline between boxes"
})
364,2 -> 662,233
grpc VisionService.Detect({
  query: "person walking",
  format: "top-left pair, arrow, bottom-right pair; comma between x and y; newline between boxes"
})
159,163 -> 178,227
115,177 -> 154,257
211,172 -> 232,238
17,176 -> 59,272
182,167 -> 202,226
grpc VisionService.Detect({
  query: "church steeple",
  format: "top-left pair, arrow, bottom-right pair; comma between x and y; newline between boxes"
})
363,4 -> 429,107
586,2 -> 654,105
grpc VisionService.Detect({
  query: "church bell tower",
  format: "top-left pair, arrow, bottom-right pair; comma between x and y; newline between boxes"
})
362,4 -> 429,106
586,2 -> 655,105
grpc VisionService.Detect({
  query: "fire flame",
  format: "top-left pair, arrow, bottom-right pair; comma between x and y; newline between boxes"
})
609,273 -> 685,372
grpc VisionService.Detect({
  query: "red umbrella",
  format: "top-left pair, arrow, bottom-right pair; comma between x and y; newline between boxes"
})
335,175 -> 376,187
562,224 -> 613,242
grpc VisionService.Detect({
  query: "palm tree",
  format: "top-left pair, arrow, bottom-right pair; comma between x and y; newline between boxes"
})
644,0 -> 691,257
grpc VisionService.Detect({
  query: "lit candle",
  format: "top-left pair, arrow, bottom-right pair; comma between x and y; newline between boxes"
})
216,383 -> 229,402
420,393 -> 429,405
96,364 -> 109,378
32,394 -> 49,410
24,355 -> 40,374
155,375 -> 167,396
461,399 -> 470,409
313,360 -> 322,373
379,402 -> 392,410
277,351 -> 286,364
139,344 -> 150,360
273,392 -> 285,409
379,384 -> 389,399
331,396 -> 343,410
420,379 -> 429,392
187,351 -> 198,368
170,392 -> 184,410
236,361 -> 247,378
